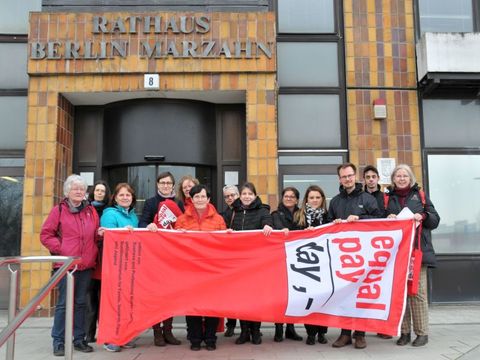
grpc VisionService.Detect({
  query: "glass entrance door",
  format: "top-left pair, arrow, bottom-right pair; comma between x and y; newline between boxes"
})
108,164 -> 214,215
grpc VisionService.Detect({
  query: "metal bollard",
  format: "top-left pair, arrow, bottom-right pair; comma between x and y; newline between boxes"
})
64,270 -> 75,360
6,265 -> 18,360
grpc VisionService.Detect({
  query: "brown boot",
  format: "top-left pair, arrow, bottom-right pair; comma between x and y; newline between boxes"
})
162,318 -> 181,345
153,323 -> 166,346
332,334 -> 352,348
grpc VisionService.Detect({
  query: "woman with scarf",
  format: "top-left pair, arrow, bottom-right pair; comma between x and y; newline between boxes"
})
271,187 -> 303,343
85,180 -> 111,343
293,185 -> 329,346
385,164 -> 440,347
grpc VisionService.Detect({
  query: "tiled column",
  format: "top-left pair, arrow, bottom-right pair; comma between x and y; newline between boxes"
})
344,0 -> 422,181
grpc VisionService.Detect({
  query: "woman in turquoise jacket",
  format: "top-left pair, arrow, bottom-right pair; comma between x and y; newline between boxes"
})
101,183 -> 138,229
100,182 -> 138,352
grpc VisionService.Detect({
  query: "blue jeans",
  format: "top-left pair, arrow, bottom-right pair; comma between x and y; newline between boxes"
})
51,269 -> 92,347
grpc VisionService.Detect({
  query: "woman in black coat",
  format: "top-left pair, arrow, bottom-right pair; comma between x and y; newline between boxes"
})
293,185 -> 329,346
385,164 -> 440,347
228,182 -> 273,345
271,187 -> 303,342
85,180 -> 110,343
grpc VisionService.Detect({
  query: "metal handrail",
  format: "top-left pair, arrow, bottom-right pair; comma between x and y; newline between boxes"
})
0,256 -> 81,360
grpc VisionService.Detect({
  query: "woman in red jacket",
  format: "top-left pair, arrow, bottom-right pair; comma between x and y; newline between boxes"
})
175,184 -> 227,351
40,174 -> 101,357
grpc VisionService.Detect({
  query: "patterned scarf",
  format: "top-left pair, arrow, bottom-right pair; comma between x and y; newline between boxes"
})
305,203 -> 325,226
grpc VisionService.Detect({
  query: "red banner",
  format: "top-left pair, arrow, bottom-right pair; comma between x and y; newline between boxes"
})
97,219 -> 415,345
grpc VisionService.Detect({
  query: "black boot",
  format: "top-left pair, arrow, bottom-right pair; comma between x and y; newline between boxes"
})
251,322 -> 262,345
285,324 -> 303,341
274,324 -> 284,342
235,321 -> 250,344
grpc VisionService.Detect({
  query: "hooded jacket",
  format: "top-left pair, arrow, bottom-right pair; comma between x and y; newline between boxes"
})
384,183 -> 440,267
328,182 -> 382,222
229,197 -> 273,231
40,199 -> 99,270
175,203 -> 226,231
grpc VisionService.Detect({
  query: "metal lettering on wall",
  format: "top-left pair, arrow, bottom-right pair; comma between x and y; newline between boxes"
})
30,15 -> 273,60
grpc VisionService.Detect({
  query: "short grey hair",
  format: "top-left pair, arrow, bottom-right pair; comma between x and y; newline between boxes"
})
391,164 -> 416,187
63,174 -> 88,197
223,184 -> 239,195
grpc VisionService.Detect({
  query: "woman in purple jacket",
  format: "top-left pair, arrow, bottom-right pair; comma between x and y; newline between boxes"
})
40,174 -> 100,357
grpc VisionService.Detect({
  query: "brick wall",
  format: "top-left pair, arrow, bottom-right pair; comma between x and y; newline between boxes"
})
344,0 -> 422,180
22,12 -> 277,311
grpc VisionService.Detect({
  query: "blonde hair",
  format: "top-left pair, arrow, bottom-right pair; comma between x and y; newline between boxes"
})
177,175 -> 200,202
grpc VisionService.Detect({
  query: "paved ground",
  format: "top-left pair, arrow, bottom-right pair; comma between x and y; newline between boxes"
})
1,305 -> 480,360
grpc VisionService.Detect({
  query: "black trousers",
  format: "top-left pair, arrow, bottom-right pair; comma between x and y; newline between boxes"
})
186,316 -> 219,345
305,324 -> 328,336
84,278 -> 101,340
226,318 -> 237,328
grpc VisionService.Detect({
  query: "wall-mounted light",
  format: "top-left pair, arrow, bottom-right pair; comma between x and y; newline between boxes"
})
373,98 -> 387,120
144,155 -> 165,161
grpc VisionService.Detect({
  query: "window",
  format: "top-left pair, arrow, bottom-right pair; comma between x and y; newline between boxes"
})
278,153 -> 346,203
423,99 -> 480,148
277,42 -> 338,87
0,0 -> 41,34
0,44 -> 28,88
418,0 -> 474,33
278,0 -> 335,33
278,94 -> 341,148
427,153 -> 480,253
0,97 -> 27,150
0,176 -> 23,256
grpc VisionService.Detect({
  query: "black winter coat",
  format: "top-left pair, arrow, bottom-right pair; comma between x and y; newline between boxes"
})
365,185 -> 386,218
229,197 -> 273,230
328,183 -> 383,222
138,192 -> 184,228
272,203 -> 300,230
384,184 -> 440,267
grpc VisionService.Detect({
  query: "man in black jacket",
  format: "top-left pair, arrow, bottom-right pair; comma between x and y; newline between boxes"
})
328,163 -> 383,349
363,165 -> 393,340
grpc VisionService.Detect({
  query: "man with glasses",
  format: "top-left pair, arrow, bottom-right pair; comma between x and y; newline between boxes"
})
139,171 -> 184,347
328,163 -> 382,349
220,184 -> 240,337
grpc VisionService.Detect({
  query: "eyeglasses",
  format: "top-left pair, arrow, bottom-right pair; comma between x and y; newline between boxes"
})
224,193 -> 236,199
340,174 -> 355,180
158,181 -> 173,186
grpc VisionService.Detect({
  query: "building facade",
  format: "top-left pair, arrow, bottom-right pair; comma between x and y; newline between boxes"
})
0,0 -> 478,311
